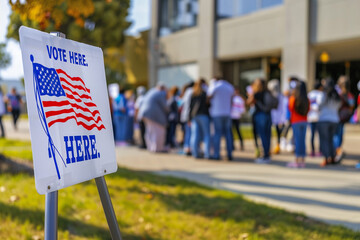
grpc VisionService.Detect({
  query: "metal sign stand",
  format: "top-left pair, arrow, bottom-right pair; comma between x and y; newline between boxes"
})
95,176 -> 122,239
45,190 -> 58,240
43,32 -> 122,240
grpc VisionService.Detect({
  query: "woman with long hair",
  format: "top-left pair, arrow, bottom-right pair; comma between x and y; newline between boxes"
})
317,78 -> 341,166
179,82 -> 194,155
287,81 -> 309,168
333,76 -> 355,163
247,78 -> 272,163
189,79 -> 210,159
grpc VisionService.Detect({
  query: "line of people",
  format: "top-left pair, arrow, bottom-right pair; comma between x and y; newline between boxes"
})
110,75 -> 360,168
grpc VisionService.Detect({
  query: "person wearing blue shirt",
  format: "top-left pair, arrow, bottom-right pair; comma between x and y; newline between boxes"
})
113,88 -> 127,144
6,88 -> 23,131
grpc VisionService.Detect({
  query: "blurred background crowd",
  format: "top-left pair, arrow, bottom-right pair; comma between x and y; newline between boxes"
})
1,0 -> 360,169
109,75 -> 360,169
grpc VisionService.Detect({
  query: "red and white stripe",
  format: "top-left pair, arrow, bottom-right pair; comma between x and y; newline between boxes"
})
41,69 -> 105,131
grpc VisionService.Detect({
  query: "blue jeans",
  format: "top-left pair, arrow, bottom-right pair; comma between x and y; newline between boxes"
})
190,115 -> 210,158
114,115 -> 126,141
254,112 -> 272,158
292,122 -> 307,157
166,121 -> 177,147
124,116 -> 134,141
213,116 -> 232,159
333,123 -> 344,149
183,124 -> 191,149
309,122 -> 318,153
318,121 -> 338,158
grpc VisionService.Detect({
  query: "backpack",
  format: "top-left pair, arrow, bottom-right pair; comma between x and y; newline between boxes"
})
339,95 -> 353,123
264,91 -> 279,112
256,91 -> 279,113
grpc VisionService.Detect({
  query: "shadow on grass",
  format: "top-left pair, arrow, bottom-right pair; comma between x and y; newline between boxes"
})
0,154 -> 33,175
108,168 -> 360,238
229,155 -> 360,172
0,201 -> 162,240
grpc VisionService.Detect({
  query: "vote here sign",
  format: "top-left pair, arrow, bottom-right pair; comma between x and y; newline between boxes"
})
19,26 -> 117,194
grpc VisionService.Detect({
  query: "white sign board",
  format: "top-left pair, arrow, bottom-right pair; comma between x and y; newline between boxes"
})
19,26 -> 117,194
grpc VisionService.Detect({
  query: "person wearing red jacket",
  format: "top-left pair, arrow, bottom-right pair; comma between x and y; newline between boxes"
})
287,81 -> 310,168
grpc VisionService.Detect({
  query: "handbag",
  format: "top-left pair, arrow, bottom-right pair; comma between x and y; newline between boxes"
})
339,105 -> 353,123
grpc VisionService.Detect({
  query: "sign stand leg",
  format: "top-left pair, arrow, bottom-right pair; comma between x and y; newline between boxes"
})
95,176 -> 122,240
45,190 -> 58,240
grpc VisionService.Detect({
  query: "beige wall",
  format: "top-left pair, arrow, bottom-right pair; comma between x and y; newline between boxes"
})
217,6 -> 284,60
158,28 -> 199,66
310,0 -> 360,44
149,0 -> 159,87
198,0 -> 217,80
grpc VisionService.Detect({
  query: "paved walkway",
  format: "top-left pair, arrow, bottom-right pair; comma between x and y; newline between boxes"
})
5,118 -> 360,230
116,127 -> 360,231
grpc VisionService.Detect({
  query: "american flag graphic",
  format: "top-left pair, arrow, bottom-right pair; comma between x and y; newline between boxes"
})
33,63 -> 105,131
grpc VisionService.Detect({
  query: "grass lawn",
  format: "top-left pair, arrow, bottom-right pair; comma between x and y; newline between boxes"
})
232,124 -> 277,141
0,139 -> 359,239
0,169 -> 359,239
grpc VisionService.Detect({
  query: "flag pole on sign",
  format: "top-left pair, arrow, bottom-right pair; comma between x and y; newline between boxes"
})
30,54 -> 61,180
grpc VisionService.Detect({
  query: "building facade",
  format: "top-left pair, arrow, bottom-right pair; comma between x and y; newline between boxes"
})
149,0 -> 360,94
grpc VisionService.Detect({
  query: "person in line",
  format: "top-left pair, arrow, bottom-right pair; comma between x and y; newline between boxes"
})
355,81 -> 360,169
317,78 -> 341,166
231,86 -> 245,151
268,79 -> 286,154
352,80 -> 360,124
189,79 -> 211,159
179,82 -> 194,156
334,76 -> 355,163
124,90 -> 135,144
307,81 -> 323,157
207,77 -> 234,160
246,85 -> 260,158
247,79 -> 273,164
6,87 -> 22,130
134,86 -> 147,149
138,83 -> 168,152
280,77 -> 299,152
0,88 -> 5,137
287,81 -> 309,168
166,86 -> 179,149
113,87 -> 127,145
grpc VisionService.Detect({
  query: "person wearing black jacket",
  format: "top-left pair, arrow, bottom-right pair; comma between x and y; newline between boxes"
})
166,86 -> 179,148
247,78 -> 272,163
189,79 -> 210,159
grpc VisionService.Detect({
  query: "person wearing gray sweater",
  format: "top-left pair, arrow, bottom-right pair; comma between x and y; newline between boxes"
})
317,78 -> 341,166
138,84 -> 168,152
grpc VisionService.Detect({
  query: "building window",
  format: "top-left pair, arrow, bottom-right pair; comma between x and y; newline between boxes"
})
158,0 -> 198,37
217,0 -> 283,20
261,0 -> 283,8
